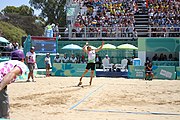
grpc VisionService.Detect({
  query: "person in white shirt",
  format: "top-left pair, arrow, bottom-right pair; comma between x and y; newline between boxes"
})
26,47 -> 36,82
62,54 -> 69,63
45,53 -> 51,77
70,54 -> 77,63
78,41 -> 104,86
0,50 -> 27,119
54,53 -> 61,63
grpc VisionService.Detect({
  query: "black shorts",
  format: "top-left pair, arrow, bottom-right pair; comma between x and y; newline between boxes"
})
86,63 -> 95,70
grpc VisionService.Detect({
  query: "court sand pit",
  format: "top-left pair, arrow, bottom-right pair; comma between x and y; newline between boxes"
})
8,77 -> 180,120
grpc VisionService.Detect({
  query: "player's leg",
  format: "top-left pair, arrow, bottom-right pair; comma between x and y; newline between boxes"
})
27,63 -> 32,82
47,65 -> 50,77
145,73 -> 148,80
0,86 -> 10,119
89,70 -> 94,85
89,63 -> 95,85
78,69 -> 89,86
150,72 -> 154,80
46,65 -> 48,77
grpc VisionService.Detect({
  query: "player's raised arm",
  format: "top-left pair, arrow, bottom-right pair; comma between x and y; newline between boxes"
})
83,44 -> 88,54
95,41 -> 104,52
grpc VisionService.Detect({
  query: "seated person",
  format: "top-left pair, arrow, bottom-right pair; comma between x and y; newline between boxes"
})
95,54 -> 102,69
69,54 -> 77,63
54,53 -> 61,63
102,55 -> 113,71
62,54 -> 69,63
152,53 -> 158,61
145,62 -> 154,80
103,55 -> 110,62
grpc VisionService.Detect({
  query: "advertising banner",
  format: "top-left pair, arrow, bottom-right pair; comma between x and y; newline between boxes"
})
52,63 -> 94,77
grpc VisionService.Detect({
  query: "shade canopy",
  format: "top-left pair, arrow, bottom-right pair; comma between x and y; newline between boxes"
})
62,44 -> 82,50
117,44 -> 138,50
100,43 -> 116,49
0,37 -> 9,43
85,45 -> 97,50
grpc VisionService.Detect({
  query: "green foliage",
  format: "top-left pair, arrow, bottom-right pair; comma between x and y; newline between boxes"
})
2,5 -> 34,16
29,0 -> 66,26
2,13 -> 44,36
1,5 -> 44,36
0,21 -> 26,43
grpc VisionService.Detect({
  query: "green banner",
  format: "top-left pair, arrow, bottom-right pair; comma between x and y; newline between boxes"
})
128,65 -> 145,79
52,63 -> 95,77
128,65 -> 176,80
152,66 -> 176,79
176,67 -> 180,80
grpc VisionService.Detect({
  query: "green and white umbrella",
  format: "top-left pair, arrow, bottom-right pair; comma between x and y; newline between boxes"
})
117,44 -> 138,50
0,37 -> 9,43
99,43 -> 116,54
117,44 -> 138,57
101,43 -> 116,49
62,44 -> 82,53
85,45 -> 97,50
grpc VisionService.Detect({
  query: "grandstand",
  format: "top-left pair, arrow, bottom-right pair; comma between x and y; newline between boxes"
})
63,0 -> 179,39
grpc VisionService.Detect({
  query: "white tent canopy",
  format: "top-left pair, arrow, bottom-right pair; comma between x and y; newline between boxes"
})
0,37 -> 9,43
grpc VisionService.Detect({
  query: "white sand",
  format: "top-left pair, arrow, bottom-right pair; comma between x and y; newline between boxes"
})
7,77 -> 180,120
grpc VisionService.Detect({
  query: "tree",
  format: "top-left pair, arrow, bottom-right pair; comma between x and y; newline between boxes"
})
0,21 -> 26,43
2,5 -> 34,16
1,5 -> 44,36
29,0 -> 66,26
2,14 -> 44,36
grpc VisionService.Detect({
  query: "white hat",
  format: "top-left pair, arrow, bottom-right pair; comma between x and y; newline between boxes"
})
46,53 -> 50,55
106,54 -> 108,56
56,53 -> 59,55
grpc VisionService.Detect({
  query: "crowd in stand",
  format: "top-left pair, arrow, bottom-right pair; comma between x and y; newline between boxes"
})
151,53 -> 178,61
72,0 -> 138,38
148,0 -> 180,37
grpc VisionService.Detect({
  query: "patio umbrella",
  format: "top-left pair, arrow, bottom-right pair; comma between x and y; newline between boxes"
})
99,43 -> 116,54
117,44 -> 138,57
85,45 -> 97,50
101,43 -> 116,49
0,37 -> 9,43
117,44 -> 138,50
62,44 -> 82,53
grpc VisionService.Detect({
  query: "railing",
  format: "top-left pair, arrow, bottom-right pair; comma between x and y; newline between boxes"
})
53,26 -> 180,39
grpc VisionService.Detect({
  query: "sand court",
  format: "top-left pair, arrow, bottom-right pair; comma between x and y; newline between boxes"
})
7,77 -> 180,120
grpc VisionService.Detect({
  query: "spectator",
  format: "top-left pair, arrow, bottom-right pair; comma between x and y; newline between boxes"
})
95,54 -> 102,69
103,54 -> 110,63
62,54 -> 69,63
45,53 -> 51,77
145,62 -> 154,80
168,54 -> 173,61
152,53 -> 158,61
26,47 -> 36,82
54,53 -> 61,63
69,54 -> 77,63
158,53 -> 164,61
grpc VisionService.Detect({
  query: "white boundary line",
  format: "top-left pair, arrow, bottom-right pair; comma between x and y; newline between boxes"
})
69,84 -> 105,110
75,109 -> 180,116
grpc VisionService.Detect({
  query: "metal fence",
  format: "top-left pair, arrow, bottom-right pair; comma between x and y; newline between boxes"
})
54,26 -> 180,39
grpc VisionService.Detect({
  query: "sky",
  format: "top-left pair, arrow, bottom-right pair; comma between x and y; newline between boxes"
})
0,0 -> 41,15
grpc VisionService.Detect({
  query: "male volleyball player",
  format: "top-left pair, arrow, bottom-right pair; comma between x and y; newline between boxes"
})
78,41 -> 104,86
0,50 -> 27,119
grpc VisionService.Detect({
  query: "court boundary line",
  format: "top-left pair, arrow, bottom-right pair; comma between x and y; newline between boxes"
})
69,84 -> 105,110
75,109 -> 180,116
